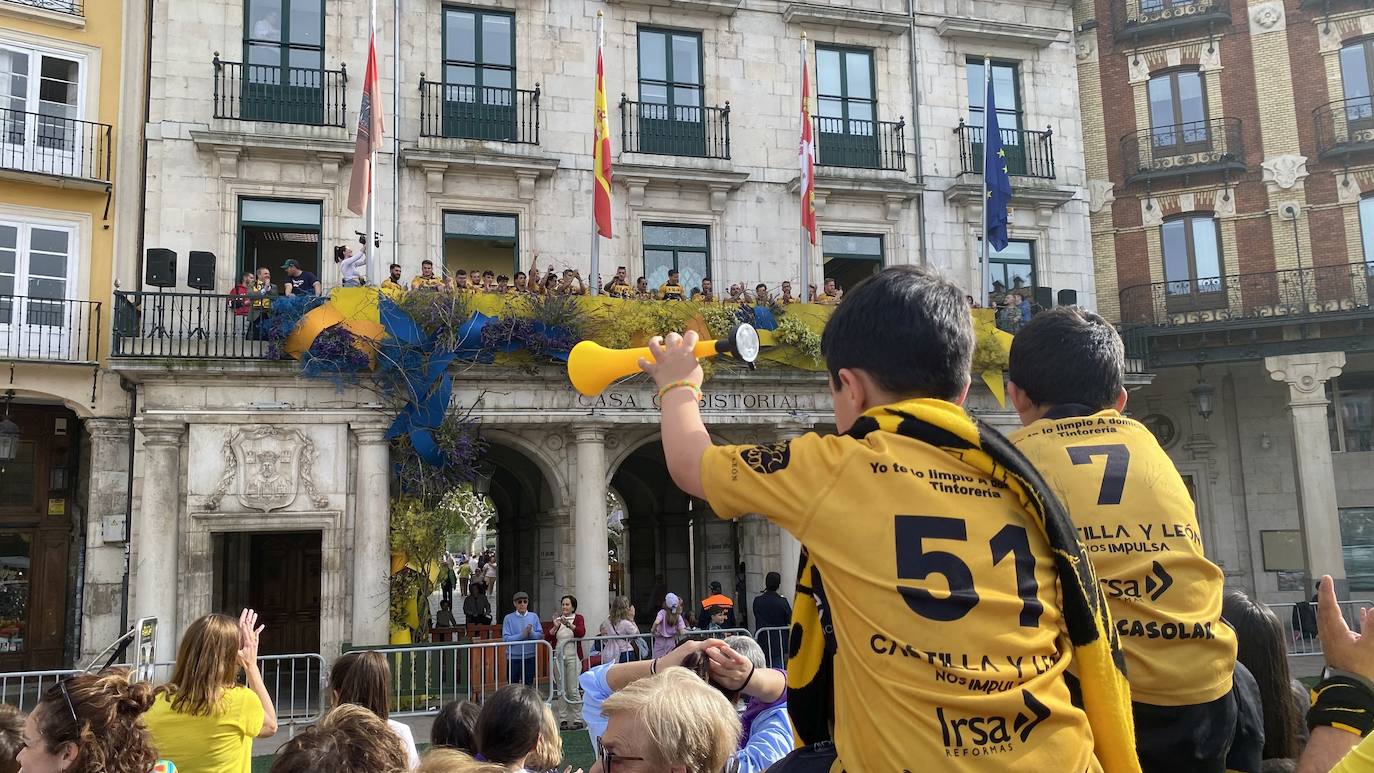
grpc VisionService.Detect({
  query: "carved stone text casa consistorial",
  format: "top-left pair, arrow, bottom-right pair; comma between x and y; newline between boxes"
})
205,426 -> 329,512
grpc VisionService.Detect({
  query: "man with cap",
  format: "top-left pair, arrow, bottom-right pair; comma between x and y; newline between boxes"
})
702,581 -> 737,629
501,591 -> 541,686
281,259 -> 320,297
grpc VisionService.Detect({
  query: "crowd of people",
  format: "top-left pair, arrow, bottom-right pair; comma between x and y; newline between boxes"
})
23,264 -> 1374,773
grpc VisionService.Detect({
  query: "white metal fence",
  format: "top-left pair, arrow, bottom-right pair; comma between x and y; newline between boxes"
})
1271,600 -> 1374,657
382,639 -> 556,718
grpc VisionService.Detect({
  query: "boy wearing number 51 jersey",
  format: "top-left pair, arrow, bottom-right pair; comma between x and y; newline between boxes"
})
638,267 -> 1140,773
1007,308 -> 1253,773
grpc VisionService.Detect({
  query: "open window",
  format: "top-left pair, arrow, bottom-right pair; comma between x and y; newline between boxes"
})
238,199 -> 322,290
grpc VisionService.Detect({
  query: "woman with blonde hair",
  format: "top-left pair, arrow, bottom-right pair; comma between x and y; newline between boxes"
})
144,609 -> 278,773
415,748 -> 508,773
270,704 -> 407,773
329,650 -> 420,769
598,596 -> 640,665
16,669 -> 161,773
525,704 -> 564,773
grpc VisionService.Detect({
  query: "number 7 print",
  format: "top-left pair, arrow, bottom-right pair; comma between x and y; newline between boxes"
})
1066,444 -> 1131,505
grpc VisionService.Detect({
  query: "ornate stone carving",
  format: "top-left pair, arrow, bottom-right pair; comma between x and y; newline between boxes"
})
1128,56 -> 1151,84
1338,173 -> 1362,204
1261,154 -> 1309,190
1249,2 -> 1285,34
205,426 -> 329,513
1076,35 -> 1096,63
1266,352 -> 1347,407
1141,197 -> 1163,228
1198,44 -> 1222,73
546,431 -> 566,452
1087,180 -> 1115,214
1213,188 -> 1236,218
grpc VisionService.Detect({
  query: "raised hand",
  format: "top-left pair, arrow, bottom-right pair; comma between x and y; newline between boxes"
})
237,608 -> 264,667
1318,575 -> 1374,681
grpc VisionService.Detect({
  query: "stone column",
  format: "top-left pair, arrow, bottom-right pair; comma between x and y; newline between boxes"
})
133,421 -> 184,660
1266,353 -> 1348,596
81,418 -> 132,663
351,425 -> 392,646
775,425 -> 807,603
573,426 -> 611,628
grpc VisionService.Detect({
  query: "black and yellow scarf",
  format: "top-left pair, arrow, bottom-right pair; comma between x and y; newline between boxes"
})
784,398 -> 1141,773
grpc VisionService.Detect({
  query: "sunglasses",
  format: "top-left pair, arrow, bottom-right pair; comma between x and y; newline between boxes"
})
597,737 -> 739,773
57,677 -> 78,725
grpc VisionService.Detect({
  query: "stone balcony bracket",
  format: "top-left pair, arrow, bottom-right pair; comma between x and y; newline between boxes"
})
401,144 -> 561,199
788,173 -> 922,220
935,17 -> 1070,49
782,3 -> 910,34
616,163 -> 750,212
191,128 -> 354,182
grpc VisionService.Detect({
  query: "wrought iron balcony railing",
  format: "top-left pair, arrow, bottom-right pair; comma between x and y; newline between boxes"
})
1121,117 -> 1244,184
3,0 -> 82,14
1111,0 -> 1231,41
953,121 -> 1056,180
112,291 -> 286,360
212,56 -> 348,127
0,295 -> 100,364
1118,262 -> 1374,327
620,97 -> 730,160
814,116 -> 906,172
419,79 -> 541,144
1315,96 -> 1374,159
0,107 -> 111,183
1299,0 -> 1373,11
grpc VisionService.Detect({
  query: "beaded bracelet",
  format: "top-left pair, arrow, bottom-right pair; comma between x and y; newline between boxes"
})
657,380 -> 702,403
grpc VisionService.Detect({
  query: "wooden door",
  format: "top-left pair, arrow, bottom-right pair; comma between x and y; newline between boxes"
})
248,531 -> 321,656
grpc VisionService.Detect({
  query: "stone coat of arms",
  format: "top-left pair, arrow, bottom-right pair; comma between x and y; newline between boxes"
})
204,426 -> 329,513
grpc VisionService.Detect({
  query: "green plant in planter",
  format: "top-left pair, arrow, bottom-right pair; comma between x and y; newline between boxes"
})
774,316 -> 823,364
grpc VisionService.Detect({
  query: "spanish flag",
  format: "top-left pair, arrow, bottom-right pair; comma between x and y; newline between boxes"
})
592,11 -> 613,238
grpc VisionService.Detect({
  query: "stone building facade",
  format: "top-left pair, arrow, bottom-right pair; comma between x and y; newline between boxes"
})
1075,0 -> 1374,601
90,0 -> 1098,662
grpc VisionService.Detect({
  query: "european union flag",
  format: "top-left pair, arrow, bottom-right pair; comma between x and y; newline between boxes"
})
983,75 -> 1013,252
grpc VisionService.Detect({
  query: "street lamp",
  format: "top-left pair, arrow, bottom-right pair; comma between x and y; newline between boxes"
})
472,463 -> 495,496
1190,375 -> 1216,421
0,391 -> 18,462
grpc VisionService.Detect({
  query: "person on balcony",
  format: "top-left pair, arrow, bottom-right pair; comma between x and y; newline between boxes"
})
246,267 -> 278,341
698,277 -> 716,303
380,264 -> 404,293
778,281 -> 799,306
658,270 -> 685,302
334,244 -> 369,287
604,266 -> 632,298
282,260 -> 320,297
816,277 -> 842,305
230,272 -> 252,334
410,260 -> 445,292
633,276 -> 654,300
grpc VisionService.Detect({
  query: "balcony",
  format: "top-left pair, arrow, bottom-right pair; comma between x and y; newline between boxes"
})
620,98 -> 730,160
1299,0 -> 1374,11
1111,0 -> 1231,42
814,116 -> 906,172
1121,117 -> 1244,185
0,107 -> 111,186
0,295 -> 100,364
112,291 -> 277,360
212,56 -> 348,128
953,122 -> 1056,179
0,0 -> 82,26
3,0 -> 82,11
1121,263 -> 1374,326
1315,96 -> 1374,159
419,79 -> 541,145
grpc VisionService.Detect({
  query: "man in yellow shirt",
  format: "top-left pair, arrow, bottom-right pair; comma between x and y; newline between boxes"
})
632,276 -> 654,300
816,277 -> 843,305
604,266 -> 632,298
778,280 -> 799,305
380,263 -> 404,292
638,266 -> 1137,772
658,270 -> 684,302
410,260 -> 446,291
1007,308 -> 1248,772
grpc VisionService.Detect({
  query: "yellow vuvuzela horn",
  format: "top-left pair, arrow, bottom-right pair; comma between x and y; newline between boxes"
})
567,324 -> 761,397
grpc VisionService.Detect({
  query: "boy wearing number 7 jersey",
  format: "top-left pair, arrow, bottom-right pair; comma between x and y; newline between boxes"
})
1007,307 -> 1252,773
638,266 -> 1140,773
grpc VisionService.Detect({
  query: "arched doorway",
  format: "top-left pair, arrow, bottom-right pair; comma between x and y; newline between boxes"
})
611,440 -> 737,628
483,441 -> 561,619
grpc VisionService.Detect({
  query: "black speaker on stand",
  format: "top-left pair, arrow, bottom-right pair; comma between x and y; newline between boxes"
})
1057,289 -> 1079,308
1032,286 -> 1054,313
187,251 -> 217,340
145,248 -> 177,338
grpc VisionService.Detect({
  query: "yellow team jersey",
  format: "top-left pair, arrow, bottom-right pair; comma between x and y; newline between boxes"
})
658,282 -> 684,301
701,418 -> 1100,771
145,686 -> 265,773
1010,409 -> 1236,706
410,276 -> 446,291
817,291 -> 841,305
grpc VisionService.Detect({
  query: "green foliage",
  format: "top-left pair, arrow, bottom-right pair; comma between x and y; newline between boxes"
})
389,569 -> 421,633
971,330 -> 1009,373
699,304 -> 740,339
773,316 -> 823,364
395,290 -> 474,351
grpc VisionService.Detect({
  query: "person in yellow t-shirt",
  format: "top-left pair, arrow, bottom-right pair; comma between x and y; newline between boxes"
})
379,263 -> 405,293
637,266 -> 1123,773
816,277 -> 843,305
1006,307 -> 1250,773
658,270 -> 684,302
410,260 -> 446,291
778,280 -> 799,306
145,610 -> 278,773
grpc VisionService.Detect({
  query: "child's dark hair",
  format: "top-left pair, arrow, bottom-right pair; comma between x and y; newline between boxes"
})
475,685 -> 544,765
431,699 -> 481,752
819,265 -> 972,400
1008,306 -> 1124,411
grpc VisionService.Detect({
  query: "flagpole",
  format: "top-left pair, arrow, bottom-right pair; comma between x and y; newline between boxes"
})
367,0 -> 379,284
799,33 -> 811,301
590,11 -> 604,296
979,55 -> 991,306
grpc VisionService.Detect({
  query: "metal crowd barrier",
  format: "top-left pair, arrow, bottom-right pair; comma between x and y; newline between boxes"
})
0,669 -> 80,713
1271,600 -> 1374,657
754,626 -> 792,669
383,639 -> 555,718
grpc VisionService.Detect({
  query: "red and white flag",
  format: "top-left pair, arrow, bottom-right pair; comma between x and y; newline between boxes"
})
799,37 -> 817,245
347,29 -> 385,216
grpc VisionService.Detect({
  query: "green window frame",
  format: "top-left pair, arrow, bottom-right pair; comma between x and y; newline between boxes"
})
820,232 -> 883,294
442,211 -> 520,278
643,223 -> 709,294
966,58 -> 1027,176
242,0 -> 325,123
441,5 -> 517,140
815,45 -> 878,167
636,27 -> 705,156
236,197 -> 323,287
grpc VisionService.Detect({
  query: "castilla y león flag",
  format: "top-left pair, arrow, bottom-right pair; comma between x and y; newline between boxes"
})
592,14 -> 613,239
347,31 -> 385,216
799,37 -> 817,245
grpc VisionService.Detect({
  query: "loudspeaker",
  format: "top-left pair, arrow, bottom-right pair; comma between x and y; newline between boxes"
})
1033,286 -> 1053,310
187,251 -> 217,291
145,248 -> 177,289
1057,289 -> 1079,307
